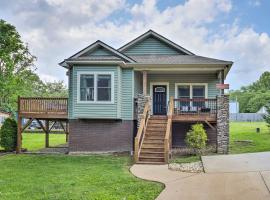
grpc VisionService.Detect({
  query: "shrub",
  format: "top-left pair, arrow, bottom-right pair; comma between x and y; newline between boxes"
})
185,123 -> 207,155
263,104 -> 270,128
0,118 -> 17,151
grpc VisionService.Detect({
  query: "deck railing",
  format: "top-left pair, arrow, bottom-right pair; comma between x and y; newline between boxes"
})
134,101 -> 150,162
19,97 -> 68,114
173,98 -> 217,115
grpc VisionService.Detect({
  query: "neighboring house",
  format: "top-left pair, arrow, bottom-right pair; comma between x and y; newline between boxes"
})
229,100 -> 239,113
0,111 -> 11,127
257,106 -> 269,114
60,30 -> 233,163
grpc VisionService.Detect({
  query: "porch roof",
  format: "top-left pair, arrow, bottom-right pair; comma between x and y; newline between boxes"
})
129,55 -> 233,65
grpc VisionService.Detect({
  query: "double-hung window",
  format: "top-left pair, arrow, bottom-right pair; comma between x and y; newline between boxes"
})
177,84 -> 207,110
79,72 -> 113,103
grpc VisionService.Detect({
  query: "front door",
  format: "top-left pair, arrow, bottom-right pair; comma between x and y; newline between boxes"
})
153,85 -> 167,115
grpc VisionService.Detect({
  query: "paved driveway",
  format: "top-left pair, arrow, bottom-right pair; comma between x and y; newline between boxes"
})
131,152 -> 270,200
202,152 -> 270,173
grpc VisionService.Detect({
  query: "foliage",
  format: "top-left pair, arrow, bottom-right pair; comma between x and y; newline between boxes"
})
0,118 -> 17,151
0,155 -> 163,200
230,122 -> 270,154
170,155 -> 200,164
230,71 -> 270,112
263,104 -> 270,128
0,19 -> 67,113
185,123 -> 207,154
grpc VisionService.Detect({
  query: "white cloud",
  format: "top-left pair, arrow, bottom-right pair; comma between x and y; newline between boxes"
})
249,0 -> 261,7
1,0 -> 269,89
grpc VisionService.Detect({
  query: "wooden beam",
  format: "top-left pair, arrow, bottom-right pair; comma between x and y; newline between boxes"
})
45,120 -> 49,148
16,117 -> 22,154
16,96 -> 22,154
49,121 -> 57,132
204,120 -> 216,130
143,71 -> 147,95
36,119 -> 46,133
21,118 -> 34,132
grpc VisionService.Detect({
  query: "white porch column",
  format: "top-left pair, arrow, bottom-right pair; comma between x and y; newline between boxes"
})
143,71 -> 147,95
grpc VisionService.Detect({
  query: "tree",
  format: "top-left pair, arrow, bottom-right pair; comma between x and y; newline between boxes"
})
263,104 -> 270,128
230,71 -> 270,113
0,118 -> 17,151
0,19 -> 42,112
0,20 -> 68,113
185,123 -> 207,155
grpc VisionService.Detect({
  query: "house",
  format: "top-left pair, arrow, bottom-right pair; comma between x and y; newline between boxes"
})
59,30 -> 233,163
257,106 -> 268,114
229,100 -> 239,113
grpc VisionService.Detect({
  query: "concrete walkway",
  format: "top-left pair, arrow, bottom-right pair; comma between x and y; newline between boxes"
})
131,163 -> 270,200
202,152 -> 270,173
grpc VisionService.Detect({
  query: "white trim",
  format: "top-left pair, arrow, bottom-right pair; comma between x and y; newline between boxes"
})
174,83 -> 208,99
150,82 -> 169,114
77,71 -> 115,104
71,41 -> 135,62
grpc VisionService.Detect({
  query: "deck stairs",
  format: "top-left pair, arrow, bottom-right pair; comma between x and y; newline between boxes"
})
137,115 -> 167,164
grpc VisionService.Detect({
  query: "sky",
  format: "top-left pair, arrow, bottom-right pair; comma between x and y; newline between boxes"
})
0,0 -> 270,89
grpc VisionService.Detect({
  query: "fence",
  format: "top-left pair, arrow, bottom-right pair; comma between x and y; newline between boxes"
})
230,113 -> 264,122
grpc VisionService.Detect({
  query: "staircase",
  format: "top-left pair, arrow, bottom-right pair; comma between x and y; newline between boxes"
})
137,116 -> 167,164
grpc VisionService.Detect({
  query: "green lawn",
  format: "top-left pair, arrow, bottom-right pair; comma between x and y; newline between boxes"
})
22,133 -> 66,151
0,154 -> 163,200
230,122 -> 270,154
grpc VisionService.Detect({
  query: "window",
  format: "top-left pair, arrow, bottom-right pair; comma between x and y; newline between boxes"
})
178,85 -> 190,106
97,75 -> 111,101
80,74 -> 94,101
78,72 -> 113,103
192,85 -> 205,107
176,84 -> 207,108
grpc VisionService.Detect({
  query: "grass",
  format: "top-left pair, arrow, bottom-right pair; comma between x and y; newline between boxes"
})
170,155 -> 200,164
0,133 -> 66,152
230,122 -> 270,154
22,133 -> 66,151
0,154 -> 163,200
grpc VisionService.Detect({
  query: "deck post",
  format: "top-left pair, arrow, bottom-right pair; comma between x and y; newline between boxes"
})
16,96 -> 22,154
45,120 -> 49,148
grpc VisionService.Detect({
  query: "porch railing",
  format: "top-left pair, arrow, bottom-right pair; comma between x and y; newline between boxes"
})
19,97 -> 68,114
134,101 -> 150,162
164,97 -> 174,163
173,98 -> 217,115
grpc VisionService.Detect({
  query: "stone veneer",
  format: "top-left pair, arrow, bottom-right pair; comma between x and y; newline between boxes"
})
137,94 -> 151,129
217,95 -> 229,154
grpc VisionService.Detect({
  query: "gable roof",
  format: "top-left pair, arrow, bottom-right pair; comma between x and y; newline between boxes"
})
59,40 -> 135,67
118,30 -> 195,55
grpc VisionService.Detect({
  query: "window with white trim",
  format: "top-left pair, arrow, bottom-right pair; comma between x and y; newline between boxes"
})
97,75 -> 111,101
177,84 -> 207,108
79,73 -> 113,102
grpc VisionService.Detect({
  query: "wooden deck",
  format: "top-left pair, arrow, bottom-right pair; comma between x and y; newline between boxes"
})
19,97 -> 68,119
172,114 -> 217,122
17,97 -> 69,153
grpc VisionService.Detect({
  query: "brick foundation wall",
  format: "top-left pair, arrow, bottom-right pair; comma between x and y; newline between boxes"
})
217,95 -> 229,154
69,119 -> 134,153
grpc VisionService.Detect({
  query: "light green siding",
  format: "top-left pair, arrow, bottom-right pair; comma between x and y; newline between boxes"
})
121,69 -> 134,120
68,68 -> 73,118
146,74 -> 219,98
70,66 -> 120,119
123,37 -> 182,55
82,47 -> 113,56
